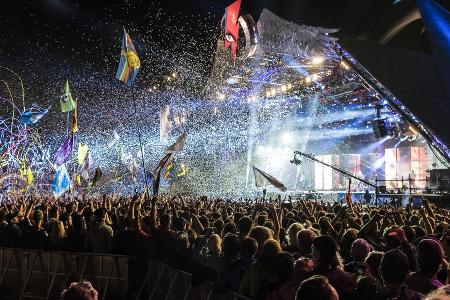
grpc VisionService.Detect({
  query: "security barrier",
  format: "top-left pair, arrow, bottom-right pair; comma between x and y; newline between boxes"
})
0,248 -> 253,300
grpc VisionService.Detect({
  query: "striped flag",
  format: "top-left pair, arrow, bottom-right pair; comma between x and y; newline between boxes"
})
116,28 -> 140,86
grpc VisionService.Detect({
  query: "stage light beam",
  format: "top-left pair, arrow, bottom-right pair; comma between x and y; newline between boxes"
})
281,132 -> 294,144
311,56 -> 324,65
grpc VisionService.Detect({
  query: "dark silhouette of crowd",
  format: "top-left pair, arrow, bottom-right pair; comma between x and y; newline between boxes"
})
2,193 -> 450,300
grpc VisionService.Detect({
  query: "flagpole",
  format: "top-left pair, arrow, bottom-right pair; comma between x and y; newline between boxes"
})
65,112 -> 70,137
130,84 -> 151,199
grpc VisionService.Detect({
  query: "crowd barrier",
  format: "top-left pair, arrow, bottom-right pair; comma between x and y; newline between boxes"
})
0,248 -> 252,300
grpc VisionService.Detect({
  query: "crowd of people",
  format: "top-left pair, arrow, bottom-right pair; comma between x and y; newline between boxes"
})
1,193 -> 450,300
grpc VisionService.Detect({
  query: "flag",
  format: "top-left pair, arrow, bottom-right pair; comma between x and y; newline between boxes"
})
76,174 -> 81,186
160,104 -> 172,142
164,158 -> 175,179
71,98 -> 79,133
60,80 -> 76,113
153,153 -> 172,195
224,0 -> 242,61
77,143 -> 89,165
51,164 -> 71,198
25,167 -> 33,185
252,166 -> 287,192
81,152 -> 92,180
116,28 -> 140,86
165,132 -> 187,154
19,108 -> 49,125
53,135 -> 74,166
91,167 -> 102,187
177,163 -> 188,177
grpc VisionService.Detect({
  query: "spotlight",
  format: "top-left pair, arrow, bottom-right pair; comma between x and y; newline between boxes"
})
311,74 -> 319,81
311,56 -> 324,65
217,93 -> 226,100
281,132 -> 294,144
305,76 -> 311,83
340,61 -> 350,70
172,72 -> 177,78
408,134 -> 417,142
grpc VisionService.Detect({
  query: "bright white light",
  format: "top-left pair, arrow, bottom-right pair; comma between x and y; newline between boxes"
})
172,72 -> 177,78
217,93 -> 226,100
311,74 -> 319,81
341,61 -> 350,70
305,76 -> 311,83
281,132 -> 294,144
287,83 -> 293,89
311,56 -> 324,65
281,85 -> 287,92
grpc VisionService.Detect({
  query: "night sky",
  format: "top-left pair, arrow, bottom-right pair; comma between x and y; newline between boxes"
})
0,0 -> 435,98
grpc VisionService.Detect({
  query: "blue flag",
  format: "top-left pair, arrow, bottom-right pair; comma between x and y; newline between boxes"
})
19,107 -> 49,125
51,164 -> 71,198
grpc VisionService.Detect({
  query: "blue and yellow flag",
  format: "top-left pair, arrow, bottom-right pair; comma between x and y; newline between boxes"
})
116,28 -> 140,86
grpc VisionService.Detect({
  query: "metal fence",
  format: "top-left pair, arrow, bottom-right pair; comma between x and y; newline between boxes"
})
0,248 -> 252,300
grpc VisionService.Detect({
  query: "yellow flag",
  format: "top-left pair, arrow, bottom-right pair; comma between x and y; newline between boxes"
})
72,98 -> 79,133
77,143 -> 88,165
177,163 -> 188,177
26,167 -> 34,185
76,174 -> 81,186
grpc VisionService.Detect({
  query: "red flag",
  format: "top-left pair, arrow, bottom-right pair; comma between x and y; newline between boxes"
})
224,0 -> 241,61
